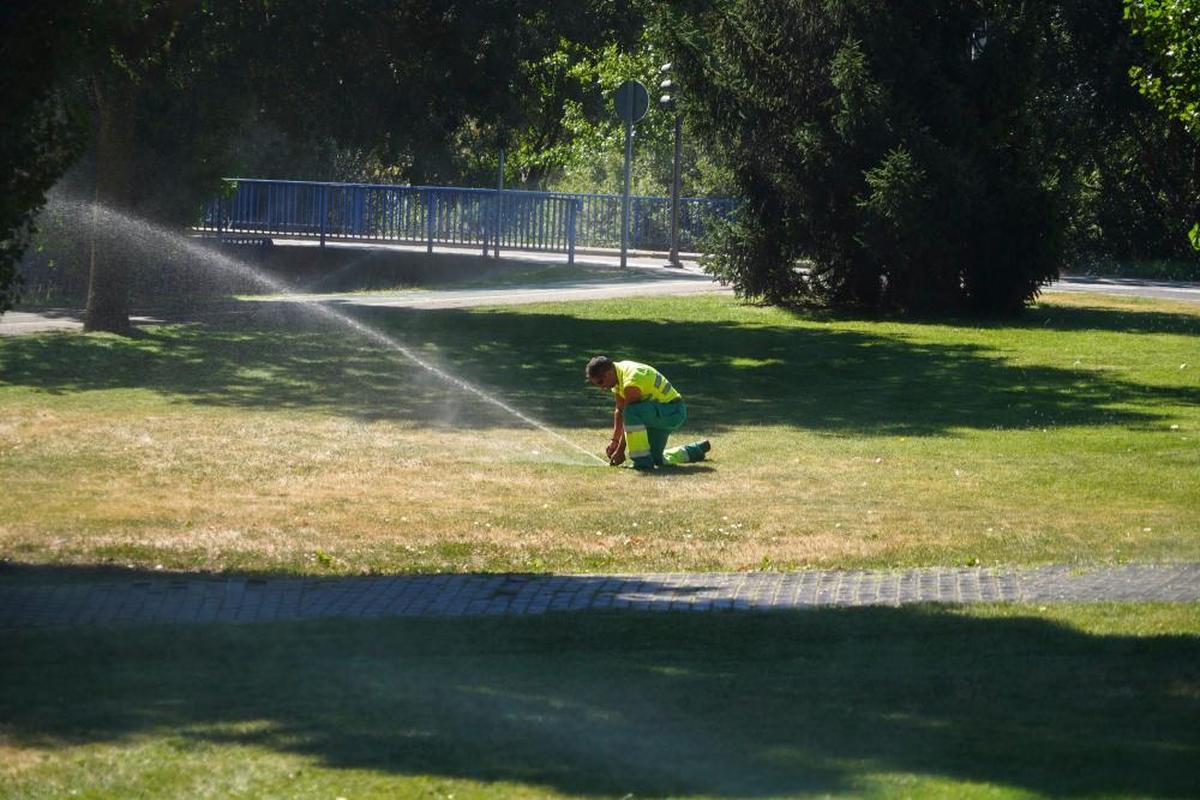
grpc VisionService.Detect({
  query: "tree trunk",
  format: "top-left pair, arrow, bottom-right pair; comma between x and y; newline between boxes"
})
83,78 -> 137,334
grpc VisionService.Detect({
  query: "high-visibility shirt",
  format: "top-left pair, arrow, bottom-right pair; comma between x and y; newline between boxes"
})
612,360 -> 682,404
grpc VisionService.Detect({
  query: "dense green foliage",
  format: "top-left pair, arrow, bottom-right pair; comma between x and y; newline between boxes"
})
1061,0 -> 1200,265
0,0 -> 641,323
4,0 -> 1198,318
657,0 -> 1198,313
489,42 -> 734,197
0,2 -> 91,313
1125,0 -> 1200,249
1126,0 -> 1200,134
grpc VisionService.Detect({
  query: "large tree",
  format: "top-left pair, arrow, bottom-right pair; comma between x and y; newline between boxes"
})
83,0 -> 204,333
655,0 -> 1159,314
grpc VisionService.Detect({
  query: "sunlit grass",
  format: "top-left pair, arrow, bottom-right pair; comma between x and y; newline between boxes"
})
0,292 -> 1197,575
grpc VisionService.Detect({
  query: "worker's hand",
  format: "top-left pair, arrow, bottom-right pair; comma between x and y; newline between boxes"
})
605,439 -> 621,459
606,439 -> 626,466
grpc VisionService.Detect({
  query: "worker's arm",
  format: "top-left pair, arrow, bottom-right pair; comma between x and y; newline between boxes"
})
608,388 -> 641,458
609,394 -> 626,451
609,386 -> 639,443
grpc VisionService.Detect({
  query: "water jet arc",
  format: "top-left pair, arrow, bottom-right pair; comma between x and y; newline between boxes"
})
63,198 -> 608,466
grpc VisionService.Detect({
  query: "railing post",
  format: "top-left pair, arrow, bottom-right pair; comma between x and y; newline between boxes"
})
631,196 -> 641,251
567,199 -> 579,265
426,189 -> 436,254
353,185 -> 363,237
493,190 -> 503,258
481,193 -> 490,257
319,183 -> 327,247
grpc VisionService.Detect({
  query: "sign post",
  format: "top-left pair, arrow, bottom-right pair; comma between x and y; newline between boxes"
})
613,80 -> 649,268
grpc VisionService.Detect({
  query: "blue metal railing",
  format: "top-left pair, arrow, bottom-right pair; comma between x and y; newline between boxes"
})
199,179 -> 737,258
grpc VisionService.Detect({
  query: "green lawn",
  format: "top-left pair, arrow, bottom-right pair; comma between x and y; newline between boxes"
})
1,291 -> 1197,575
3,290 -> 1198,799
3,604 -> 1198,799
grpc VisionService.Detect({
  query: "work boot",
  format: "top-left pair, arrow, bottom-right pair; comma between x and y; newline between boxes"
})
631,456 -> 655,471
681,439 -> 710,462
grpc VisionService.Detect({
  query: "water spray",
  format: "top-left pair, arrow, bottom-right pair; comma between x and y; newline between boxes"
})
60,198 -> 608,466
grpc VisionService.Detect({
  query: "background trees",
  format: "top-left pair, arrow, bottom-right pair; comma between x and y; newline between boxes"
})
3,0 -> 1197,321
1,0 -> 645,327
1,1 -> 92,314
1126,0 -> 1200,135
1125,0 -> 1200,249
655,0 -> 1199,313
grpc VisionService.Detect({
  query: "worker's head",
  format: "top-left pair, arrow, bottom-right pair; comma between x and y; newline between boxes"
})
585,355 -> 617,390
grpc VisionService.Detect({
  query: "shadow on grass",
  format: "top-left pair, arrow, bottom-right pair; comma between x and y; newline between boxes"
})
1,585 -> 1196,798
0,300 -> 1196,435
788,298 -> 1200,338
975,299 -> 1200,337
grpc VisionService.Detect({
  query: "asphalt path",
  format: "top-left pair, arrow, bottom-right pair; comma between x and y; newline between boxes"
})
2,265 -> 1197,336
1048,274 -> 1200,303
0,262 -> 725,335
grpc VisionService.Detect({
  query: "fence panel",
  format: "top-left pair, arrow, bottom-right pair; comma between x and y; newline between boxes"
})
200,179 -> 737,256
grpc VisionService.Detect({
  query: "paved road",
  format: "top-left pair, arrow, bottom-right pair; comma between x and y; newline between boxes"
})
0,262 -> 725,336
3,565 -> 1197,629
1049,274 -> 1200,303
302,263 -> 725,310
5,265 -> 1198,337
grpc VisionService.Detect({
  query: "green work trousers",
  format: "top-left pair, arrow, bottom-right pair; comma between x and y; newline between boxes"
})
623,400 -> 706,469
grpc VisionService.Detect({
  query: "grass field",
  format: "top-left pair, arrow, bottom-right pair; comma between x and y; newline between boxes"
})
3,603 -> 1198,799
1,291 -> 1198,576
3,288 -> 1198,799
0,287 -> 1195,575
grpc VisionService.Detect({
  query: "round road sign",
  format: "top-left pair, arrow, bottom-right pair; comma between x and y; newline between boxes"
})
614,80 -> 650,124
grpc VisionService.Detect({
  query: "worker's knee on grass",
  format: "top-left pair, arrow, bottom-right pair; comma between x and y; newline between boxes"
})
663,448 -> 688,465
662,441 -> 708,464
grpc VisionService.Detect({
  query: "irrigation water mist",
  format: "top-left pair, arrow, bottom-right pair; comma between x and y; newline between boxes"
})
58,197 -> 607,466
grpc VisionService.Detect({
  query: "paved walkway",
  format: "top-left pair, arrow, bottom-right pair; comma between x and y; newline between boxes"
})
3,565 -> 1197,629
1049,274 -> 1200,304
0,262 -> 725,336
6,265 -> 1198,337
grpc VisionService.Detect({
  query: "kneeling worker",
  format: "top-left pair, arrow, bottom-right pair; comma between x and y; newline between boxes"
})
585,355 -> 710,470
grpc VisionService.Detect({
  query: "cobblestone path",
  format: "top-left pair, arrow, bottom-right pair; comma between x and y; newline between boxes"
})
3,564 -> 1197,629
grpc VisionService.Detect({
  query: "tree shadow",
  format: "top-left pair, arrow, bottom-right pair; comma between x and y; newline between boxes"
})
961,301 -> 1200,337
0,300 -> 1195,435
777,298 -> 1200,337
1,580 -> 1196,798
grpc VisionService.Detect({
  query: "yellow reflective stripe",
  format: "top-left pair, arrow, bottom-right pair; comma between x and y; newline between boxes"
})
624,424 -> 650,457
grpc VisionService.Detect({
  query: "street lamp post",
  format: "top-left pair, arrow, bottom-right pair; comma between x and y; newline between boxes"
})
659,62 -> 683,267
